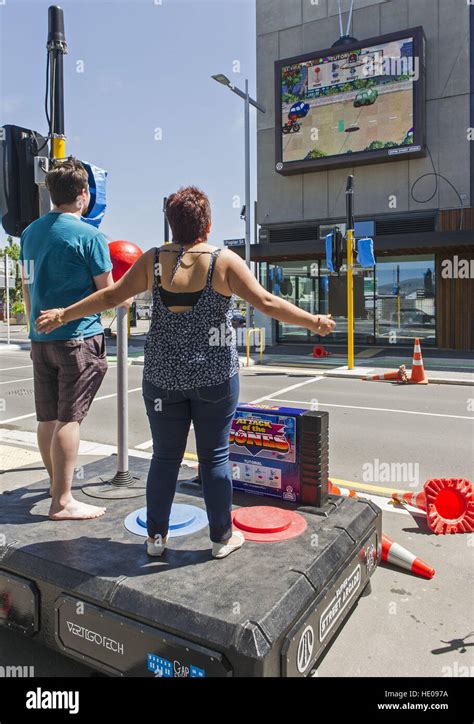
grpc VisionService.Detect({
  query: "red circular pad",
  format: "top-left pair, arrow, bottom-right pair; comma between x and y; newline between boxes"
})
108,240 -> 143,282
424,477 -> 474,534
231,506 -> 307,542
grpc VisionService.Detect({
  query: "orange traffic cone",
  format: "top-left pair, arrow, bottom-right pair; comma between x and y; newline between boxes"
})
328,479 -> 357,497
382,534 -> 435,579
392,478 -> 474,535
409,338 -> 428,384
363,365 -> 407,382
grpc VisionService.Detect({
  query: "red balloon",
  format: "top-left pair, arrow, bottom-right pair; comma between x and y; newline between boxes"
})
108,240 -> 143,282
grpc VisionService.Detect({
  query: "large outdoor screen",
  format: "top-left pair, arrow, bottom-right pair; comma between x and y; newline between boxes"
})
275,28 -> 425,175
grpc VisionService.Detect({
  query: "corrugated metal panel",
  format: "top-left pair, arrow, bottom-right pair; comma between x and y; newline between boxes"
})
375,214 -> 437,236
265,226 -> 319,244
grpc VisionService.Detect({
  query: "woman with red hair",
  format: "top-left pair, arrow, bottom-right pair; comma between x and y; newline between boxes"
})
36,186 -> 335,559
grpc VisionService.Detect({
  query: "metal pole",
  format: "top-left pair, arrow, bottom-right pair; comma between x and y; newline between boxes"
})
5,254 -> 10,346
346,176 -> 355,370
47,6 -> 67,160
116,305 -> 128,475
84,298 -> 145,496
397,264 -> 401,329
244,79 -> 251,330
163,196 -> 169,243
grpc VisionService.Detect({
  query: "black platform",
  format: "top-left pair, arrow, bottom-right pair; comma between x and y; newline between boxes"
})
0,456 -> 381,677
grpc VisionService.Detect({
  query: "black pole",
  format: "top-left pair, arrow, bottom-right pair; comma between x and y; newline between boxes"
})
163,196 -> 169,242
345,174 -> 354,231
47,6 -> 67,158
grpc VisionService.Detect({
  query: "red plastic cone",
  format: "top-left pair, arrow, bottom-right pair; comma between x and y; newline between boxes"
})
392,478 -> 474,534
328,479 -> 357,498
409,338 -> 429,384
391,489 -> 427,511
363,365 -> 407,382
382,534 -> 435,579
363,368 -> 399,381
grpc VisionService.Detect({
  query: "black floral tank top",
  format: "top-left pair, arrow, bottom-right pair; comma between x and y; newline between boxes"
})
143,246 -> 240,390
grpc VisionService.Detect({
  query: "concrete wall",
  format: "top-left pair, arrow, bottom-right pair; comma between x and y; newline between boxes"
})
256,0 -> 471,225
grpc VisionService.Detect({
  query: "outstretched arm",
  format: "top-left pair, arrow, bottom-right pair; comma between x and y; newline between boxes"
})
35,249 -> 154,335
223,249 -> 335,336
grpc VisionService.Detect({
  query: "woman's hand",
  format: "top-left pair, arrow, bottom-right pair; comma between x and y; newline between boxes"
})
35,308 -> 64,334
119,297 -> 135,309
311,314 -> 336,336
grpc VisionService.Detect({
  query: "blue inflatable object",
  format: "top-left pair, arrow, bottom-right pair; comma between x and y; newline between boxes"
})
269,266 -> 283,295
357,237 -> 376,268
325,233 -> 335,273
81,161 -> 107,228
124,503 -> 209,538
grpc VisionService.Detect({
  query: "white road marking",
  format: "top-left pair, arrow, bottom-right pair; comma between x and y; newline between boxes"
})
0,377 -> 34,386
0,386 -> 143,424
0,429 -> 200,466
250,376 -> 323,404
135,439 -> 153,450
91,387 -> 142,402
0,412 -> 36,424
0,365 -> 33,372
268,398 -> 474,420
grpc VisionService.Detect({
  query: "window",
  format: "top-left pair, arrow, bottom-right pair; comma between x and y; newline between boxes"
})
375,255 -> 435,346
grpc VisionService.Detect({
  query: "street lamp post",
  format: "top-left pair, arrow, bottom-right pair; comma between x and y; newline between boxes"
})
212,74 -> 265,330
244,80 -> 251,308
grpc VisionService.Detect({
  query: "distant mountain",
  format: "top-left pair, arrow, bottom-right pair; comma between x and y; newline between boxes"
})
377,276 -> 426,295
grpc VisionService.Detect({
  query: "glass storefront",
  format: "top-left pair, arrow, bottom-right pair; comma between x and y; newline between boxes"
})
374,256 -> 435,345
265,255 -> 436,346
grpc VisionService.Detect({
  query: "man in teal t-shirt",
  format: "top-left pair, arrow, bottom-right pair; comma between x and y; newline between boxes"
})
20,158 -> 113,522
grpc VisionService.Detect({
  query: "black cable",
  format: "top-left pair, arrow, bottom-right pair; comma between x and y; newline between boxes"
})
410,146 -> 464,230
31,52 -> 52,155
50,52 -> 57,143
45,51 -> 51,130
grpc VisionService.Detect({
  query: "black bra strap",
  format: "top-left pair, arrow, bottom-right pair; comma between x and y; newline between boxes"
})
153,247 -> 161,288
154,246 -> 219,289
206,249 -> 221,286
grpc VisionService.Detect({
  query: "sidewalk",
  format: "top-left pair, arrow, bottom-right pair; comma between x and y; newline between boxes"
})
1,324 -> 472,385
1,428 -> 472,678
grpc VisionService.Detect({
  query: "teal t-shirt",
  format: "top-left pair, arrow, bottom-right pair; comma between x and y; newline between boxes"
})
20,211 -> 113,342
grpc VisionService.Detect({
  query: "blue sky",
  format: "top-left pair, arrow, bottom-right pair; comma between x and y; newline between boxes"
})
1,0 -> 257,251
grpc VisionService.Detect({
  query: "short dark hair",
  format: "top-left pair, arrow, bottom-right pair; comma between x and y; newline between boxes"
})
166,186 -> 211,245
45,158 -> 89,206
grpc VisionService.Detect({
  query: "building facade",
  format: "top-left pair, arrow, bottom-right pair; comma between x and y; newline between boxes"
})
250,0 -> 473,350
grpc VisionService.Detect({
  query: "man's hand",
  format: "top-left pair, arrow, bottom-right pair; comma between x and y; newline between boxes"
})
310,314 -> 336,336
35,308 -> 64,334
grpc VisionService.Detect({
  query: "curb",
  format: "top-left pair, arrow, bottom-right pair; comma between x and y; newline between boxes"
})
244,363 -> 473,387
1,343 -> 471,386
128,355 -> 256,368
323,369 -> 474,386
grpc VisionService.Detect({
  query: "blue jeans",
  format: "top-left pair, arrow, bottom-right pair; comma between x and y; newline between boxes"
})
142,373 -> 240,543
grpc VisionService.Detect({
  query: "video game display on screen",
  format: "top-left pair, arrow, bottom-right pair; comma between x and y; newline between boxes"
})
276,29 -> 425,173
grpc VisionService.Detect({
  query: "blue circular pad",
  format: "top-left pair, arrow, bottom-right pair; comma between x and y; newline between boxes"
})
124,503 -> 208,538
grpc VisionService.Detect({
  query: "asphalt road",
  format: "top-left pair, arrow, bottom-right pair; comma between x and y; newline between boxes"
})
1,348 -> 472,489
1,347 -> 473,679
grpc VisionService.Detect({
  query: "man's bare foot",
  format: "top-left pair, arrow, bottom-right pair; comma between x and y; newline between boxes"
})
49,499 -> 106,520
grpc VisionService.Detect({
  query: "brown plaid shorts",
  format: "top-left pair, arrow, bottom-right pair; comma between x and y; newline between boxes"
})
30,333 -> 108,423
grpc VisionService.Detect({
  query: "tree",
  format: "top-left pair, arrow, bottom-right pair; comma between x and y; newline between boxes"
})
0,236 -> 23,305
282,67 -> 302,95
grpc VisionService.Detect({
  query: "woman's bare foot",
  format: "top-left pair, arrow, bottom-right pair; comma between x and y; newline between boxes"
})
49,498 -> 106,520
